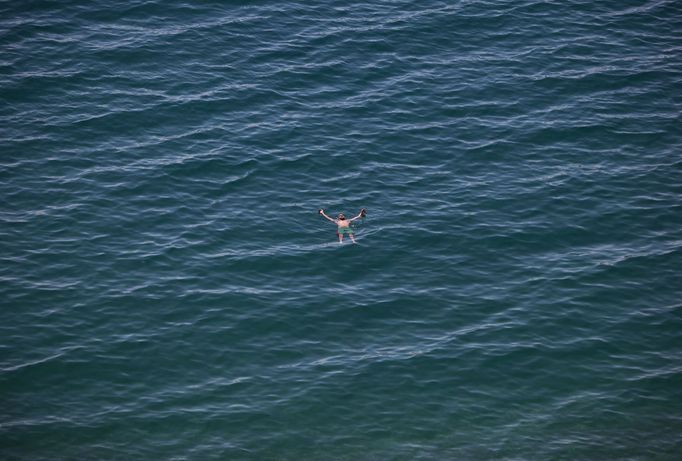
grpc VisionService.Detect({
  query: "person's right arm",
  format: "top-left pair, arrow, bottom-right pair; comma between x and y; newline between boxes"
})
319,209 -> 336,223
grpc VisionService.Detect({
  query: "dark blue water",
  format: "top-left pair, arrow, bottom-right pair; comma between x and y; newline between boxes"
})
2,1 -> 681,459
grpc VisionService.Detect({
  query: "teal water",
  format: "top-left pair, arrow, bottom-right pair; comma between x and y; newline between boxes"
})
2,0 -> 682,459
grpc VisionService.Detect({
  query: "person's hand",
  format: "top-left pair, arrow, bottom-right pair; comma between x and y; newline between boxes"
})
318,209 -> 324,214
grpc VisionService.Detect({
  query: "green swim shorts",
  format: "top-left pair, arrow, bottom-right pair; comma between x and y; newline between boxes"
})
338,227 -> 353,235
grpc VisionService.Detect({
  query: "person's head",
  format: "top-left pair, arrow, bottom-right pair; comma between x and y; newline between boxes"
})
337,213 -> 346,220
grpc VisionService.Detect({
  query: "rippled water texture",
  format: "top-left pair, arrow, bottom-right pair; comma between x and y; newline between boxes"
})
2,0 -> 681,459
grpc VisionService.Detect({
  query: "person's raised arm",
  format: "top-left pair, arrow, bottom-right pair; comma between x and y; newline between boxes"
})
319,209 -> 336,223
349,208 -> 367,222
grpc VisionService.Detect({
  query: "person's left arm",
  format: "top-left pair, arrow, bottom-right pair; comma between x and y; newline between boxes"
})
349,208 -> 366,222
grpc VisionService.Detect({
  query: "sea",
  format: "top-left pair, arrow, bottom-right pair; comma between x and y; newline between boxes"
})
2,1 -> 681,460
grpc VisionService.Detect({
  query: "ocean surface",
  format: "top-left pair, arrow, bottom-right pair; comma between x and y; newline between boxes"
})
2,0 -> 681,459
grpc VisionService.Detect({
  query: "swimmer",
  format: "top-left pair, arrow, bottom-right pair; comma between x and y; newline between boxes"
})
319,208 -> 366,243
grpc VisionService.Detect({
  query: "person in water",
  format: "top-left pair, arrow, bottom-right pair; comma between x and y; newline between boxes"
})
319,208 -> 366,243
